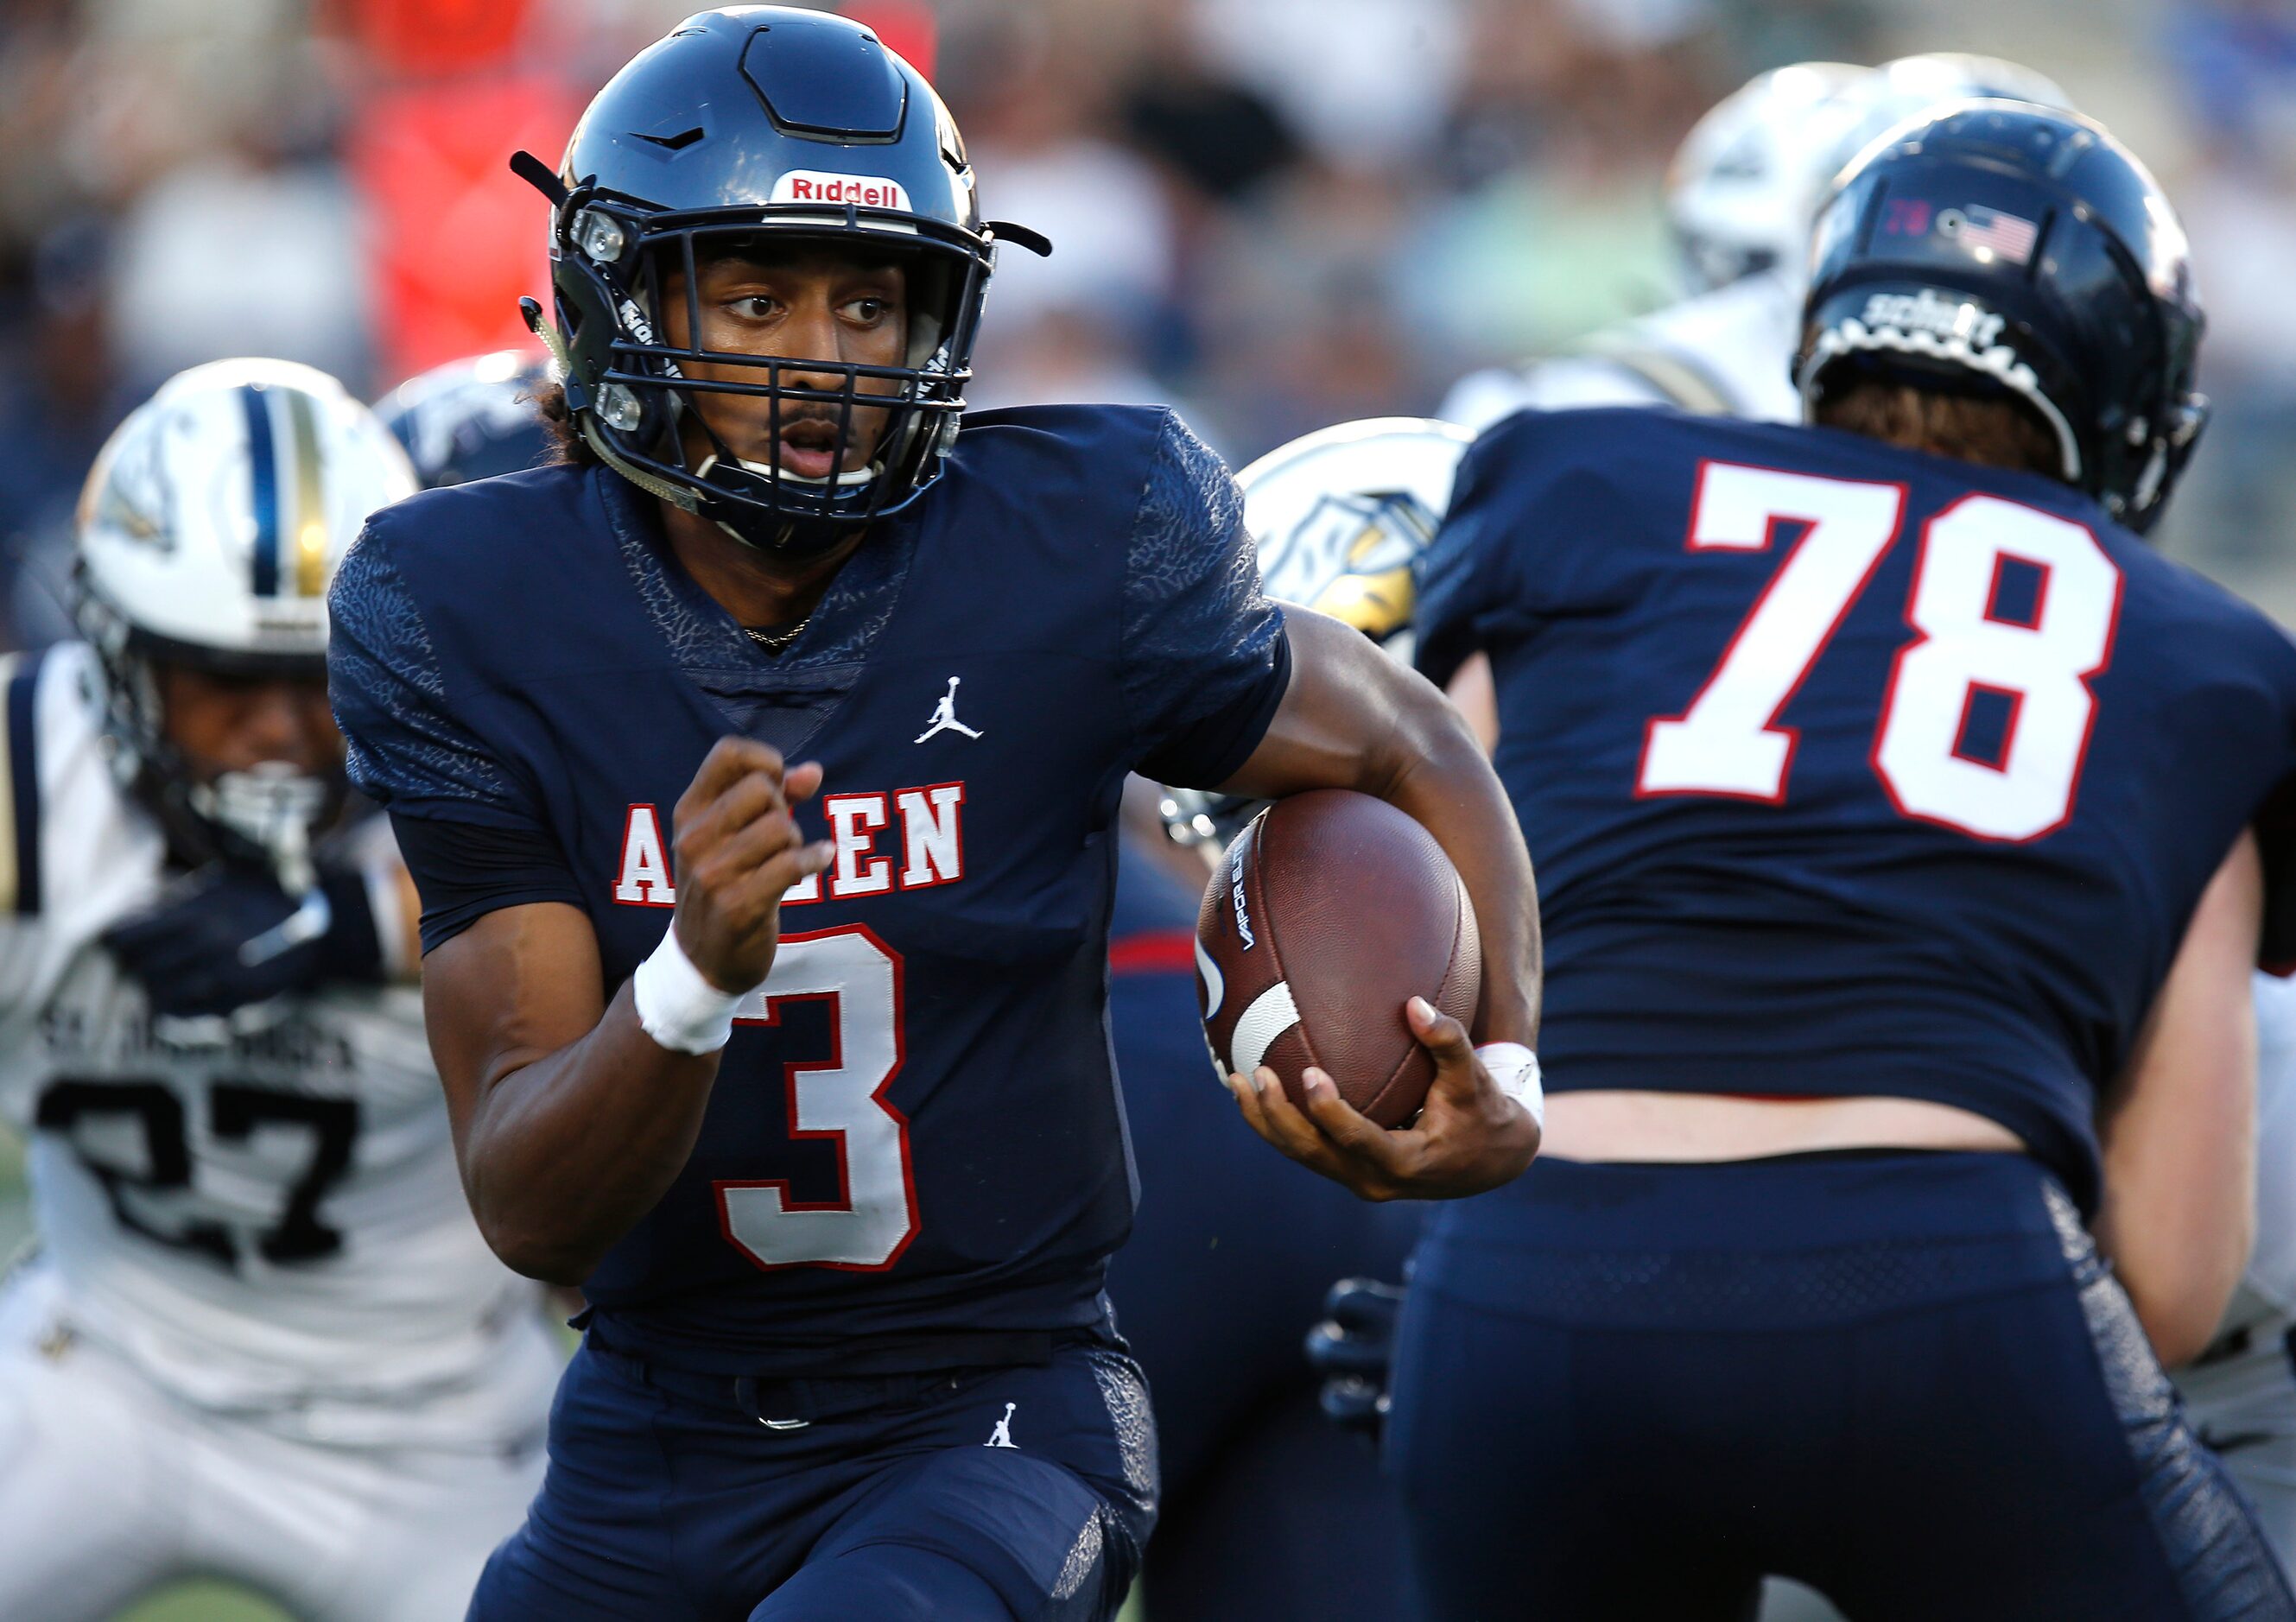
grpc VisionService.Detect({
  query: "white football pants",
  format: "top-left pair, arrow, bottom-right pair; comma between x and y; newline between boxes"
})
0,1270 -> 551,1621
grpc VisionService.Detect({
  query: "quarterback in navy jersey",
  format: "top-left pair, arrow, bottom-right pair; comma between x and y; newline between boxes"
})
1398,104 -> 2296,1619
326,11 -> 1538,1620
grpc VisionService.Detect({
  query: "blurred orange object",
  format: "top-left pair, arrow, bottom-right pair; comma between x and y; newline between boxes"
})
846,1 -> 936,78
341,0 -> 534,78
348,75 -> 579,385
344,2 -> 932,388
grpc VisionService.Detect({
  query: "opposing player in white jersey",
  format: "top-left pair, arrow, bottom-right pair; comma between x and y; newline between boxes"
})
1440,54 -> 2073,432
0,358 -> 559,1621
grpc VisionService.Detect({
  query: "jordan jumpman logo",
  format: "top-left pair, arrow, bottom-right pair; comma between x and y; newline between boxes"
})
915,675 -> 984,744
985,1402 -> 1018,1449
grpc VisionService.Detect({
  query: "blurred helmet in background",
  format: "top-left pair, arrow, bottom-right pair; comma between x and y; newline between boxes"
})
375,350 -> 554,490
1792,55 -> 2076,276
1666,62 -> 1880,296
1876,52 -> 2072,113
1158,417 -> 1474,852
1798,101 -> 2207,533
530,6 -> 1043,557
1668,54 -> 2077,303
74,358 -> 416,880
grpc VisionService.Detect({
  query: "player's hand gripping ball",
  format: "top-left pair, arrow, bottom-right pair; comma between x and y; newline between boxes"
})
1196,789 -> 1481,1127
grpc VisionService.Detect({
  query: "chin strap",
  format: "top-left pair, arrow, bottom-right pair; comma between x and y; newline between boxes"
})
985,220 -> 1053,257
586,421 -> 704,512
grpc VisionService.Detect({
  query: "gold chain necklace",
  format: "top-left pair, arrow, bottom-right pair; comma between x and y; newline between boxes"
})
743,618 -> 809,655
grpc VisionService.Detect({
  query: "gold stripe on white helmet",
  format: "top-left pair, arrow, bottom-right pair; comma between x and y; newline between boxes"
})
75,358 -> 416,661
284,383 -> 333,599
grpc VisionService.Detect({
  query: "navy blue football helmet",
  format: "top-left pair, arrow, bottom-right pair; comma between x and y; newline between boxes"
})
519,7 -> 1044,554
1797,102 -> 2207,533
375,351 -> 553,490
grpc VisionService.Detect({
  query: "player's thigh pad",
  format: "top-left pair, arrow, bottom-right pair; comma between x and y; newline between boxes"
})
752,1537 -> 1014,1622
475,1334 -> 1154,1622
0,1296 -> 186,1619
467,1346 -> 682,1622
756,1340 -> 1158,1622
160,1322 -> 552,1621
758,1446 -> 1121,1622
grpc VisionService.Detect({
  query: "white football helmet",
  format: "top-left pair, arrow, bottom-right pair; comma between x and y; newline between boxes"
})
1667,54 -> 2075,301
1874,53 -> 2071,117
1666,62 -> 1881,296
1158,417 -> 1474,850
1806,54 -> 2077,234
74,358 -> 417,883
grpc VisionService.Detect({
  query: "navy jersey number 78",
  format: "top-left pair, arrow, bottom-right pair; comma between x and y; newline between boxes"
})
1417,405 -> 2296,1213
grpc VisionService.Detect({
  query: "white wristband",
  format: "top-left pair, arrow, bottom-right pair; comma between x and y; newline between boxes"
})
631,924 -> 748,1055
1475,1041 -> 1544,1130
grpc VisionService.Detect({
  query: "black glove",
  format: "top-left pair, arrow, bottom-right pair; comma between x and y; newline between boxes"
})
102,860 -> 387,1017
1305,1276 -> 1407,1441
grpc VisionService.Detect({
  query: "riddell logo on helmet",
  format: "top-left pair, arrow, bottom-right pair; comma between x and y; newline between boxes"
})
771,171 -> 912,212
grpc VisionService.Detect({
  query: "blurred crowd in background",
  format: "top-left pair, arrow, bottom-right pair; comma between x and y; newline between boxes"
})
5,0 -> 2296,643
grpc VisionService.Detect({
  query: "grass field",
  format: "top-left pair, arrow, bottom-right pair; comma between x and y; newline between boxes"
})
117,1586 -> 290,1622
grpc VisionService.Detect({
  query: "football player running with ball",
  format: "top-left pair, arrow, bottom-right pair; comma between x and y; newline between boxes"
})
1400,104 -> 2296,1618
0,360 -> 561,1620
326,11 -> 1538,1620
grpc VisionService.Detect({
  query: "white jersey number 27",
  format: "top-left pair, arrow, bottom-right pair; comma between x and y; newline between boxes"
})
35,1077 -> 358,1267
714,926 -> 917,1271
1636,461 -> 2121,841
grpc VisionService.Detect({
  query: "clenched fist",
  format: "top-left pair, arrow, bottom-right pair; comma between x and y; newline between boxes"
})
670,738 -> 834,993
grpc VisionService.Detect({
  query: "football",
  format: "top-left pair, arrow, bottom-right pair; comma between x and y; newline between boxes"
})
1195,789 -> 1482,1128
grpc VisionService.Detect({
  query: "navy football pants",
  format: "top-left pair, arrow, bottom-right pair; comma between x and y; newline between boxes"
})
1388,1151 -> 2296,1621
467,1330 -> 1156,1621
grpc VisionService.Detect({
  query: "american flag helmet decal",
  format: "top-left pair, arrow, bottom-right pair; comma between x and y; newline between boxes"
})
1939,204 -> 2040,265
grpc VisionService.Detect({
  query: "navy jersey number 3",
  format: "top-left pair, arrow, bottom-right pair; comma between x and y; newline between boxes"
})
330,403 -> 1287,1366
